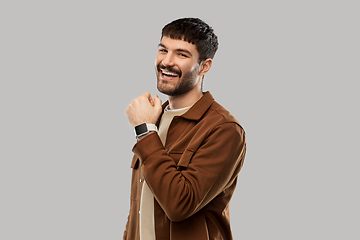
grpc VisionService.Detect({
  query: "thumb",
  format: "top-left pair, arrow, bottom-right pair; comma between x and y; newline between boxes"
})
154,95 -> 162,108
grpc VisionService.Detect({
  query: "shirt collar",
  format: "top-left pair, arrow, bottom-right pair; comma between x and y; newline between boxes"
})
160,91 -> 215,122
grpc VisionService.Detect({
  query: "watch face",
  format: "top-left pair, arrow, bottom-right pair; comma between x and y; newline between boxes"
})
135,123 -> 148,135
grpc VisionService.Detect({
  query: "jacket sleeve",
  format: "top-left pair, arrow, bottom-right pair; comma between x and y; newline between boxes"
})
123,212 -> 129,240
132,122 -> 246,222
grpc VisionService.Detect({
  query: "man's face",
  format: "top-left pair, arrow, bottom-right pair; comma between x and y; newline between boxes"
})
155,36 -> 202,96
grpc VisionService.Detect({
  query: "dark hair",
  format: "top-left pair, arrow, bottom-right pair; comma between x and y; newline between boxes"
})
161,18 -> 218,63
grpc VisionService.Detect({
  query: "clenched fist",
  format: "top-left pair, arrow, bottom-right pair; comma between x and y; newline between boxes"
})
126,92 -> 163,128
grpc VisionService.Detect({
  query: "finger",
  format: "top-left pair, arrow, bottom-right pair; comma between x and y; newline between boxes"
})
149,97 -> 154,106
142,91 -> 151,100
154,95 -> 162,108
143,92 -> 154,106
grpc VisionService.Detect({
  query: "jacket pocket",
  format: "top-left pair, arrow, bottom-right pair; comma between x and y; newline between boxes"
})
130,155 -> 140,202
130,155 -> 139,169
177,148 -> 195,169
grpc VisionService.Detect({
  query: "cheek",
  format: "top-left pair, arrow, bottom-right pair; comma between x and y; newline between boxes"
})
155,55 -> 162,67
183,63 -> 200,74
178,63 -> 191,73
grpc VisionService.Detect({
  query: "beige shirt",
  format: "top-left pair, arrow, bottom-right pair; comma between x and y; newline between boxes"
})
139,105 -> 191,240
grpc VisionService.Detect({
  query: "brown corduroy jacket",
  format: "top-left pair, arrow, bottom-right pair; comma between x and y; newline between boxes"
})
123,92 -> 246,240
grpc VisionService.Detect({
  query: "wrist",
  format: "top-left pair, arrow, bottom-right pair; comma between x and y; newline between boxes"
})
134,123 -> 158,138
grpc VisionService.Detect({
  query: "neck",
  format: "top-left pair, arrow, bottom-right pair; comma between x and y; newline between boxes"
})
168,88 -> 203,110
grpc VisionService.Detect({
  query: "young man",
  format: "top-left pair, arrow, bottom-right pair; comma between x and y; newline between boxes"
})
124,18 -> 246,240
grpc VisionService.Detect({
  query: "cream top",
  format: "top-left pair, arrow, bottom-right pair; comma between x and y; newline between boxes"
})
139,105 -> 191,240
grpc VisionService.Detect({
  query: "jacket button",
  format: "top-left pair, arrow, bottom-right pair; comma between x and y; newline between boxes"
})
140,179 -> 143,183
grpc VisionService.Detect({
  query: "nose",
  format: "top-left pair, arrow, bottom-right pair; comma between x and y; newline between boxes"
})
161,52 -> 175,67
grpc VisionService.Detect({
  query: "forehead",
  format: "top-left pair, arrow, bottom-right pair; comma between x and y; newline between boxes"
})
159,36 -> 199,56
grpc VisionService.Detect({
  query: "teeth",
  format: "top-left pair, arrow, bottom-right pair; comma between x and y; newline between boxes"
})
161,69 -> 178,76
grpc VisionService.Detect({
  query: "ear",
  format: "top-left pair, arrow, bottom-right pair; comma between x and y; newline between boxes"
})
199,58 -> 213,76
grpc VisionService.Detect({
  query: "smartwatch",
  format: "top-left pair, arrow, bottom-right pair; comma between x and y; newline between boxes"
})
134,123 -> 158,138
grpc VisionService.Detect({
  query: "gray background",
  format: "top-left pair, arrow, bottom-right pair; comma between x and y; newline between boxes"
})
1,0 -> 359,239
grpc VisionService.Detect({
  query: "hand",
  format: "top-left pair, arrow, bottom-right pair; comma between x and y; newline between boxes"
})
126,92 -> 162,128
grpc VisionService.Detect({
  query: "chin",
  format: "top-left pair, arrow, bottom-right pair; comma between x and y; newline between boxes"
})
157,79 -> 175,93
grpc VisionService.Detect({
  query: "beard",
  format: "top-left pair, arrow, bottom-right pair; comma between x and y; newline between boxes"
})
156,63 -> 200,97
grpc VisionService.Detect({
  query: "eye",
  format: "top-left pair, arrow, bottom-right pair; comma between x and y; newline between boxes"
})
159,48 -> 167,53
179,53 -> 189,58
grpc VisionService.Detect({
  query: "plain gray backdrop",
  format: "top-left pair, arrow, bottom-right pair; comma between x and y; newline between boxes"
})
1,0 -> 359,239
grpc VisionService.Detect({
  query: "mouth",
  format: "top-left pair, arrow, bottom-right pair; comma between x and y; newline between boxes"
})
160,69 -> 180,80
157,64 -> 181,81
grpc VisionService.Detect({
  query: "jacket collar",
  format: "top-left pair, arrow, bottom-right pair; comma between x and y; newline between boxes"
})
160,91 -> 214,122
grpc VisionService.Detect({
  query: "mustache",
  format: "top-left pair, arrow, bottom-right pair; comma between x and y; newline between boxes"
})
157,64 -> 182,77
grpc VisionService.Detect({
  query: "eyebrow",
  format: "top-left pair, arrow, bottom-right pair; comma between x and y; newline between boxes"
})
158,43 -> 193,57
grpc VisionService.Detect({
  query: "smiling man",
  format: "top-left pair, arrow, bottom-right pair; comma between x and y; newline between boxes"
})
124,18 -> 246,240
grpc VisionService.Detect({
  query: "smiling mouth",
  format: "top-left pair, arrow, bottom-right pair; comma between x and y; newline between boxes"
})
161,69 -> 179,77
160,68 -> 181,80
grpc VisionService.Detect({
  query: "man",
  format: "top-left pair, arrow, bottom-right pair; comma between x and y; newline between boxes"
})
124,18 -> 246,240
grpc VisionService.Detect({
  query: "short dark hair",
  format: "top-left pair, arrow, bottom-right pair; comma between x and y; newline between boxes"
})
161,18 -> 218,63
